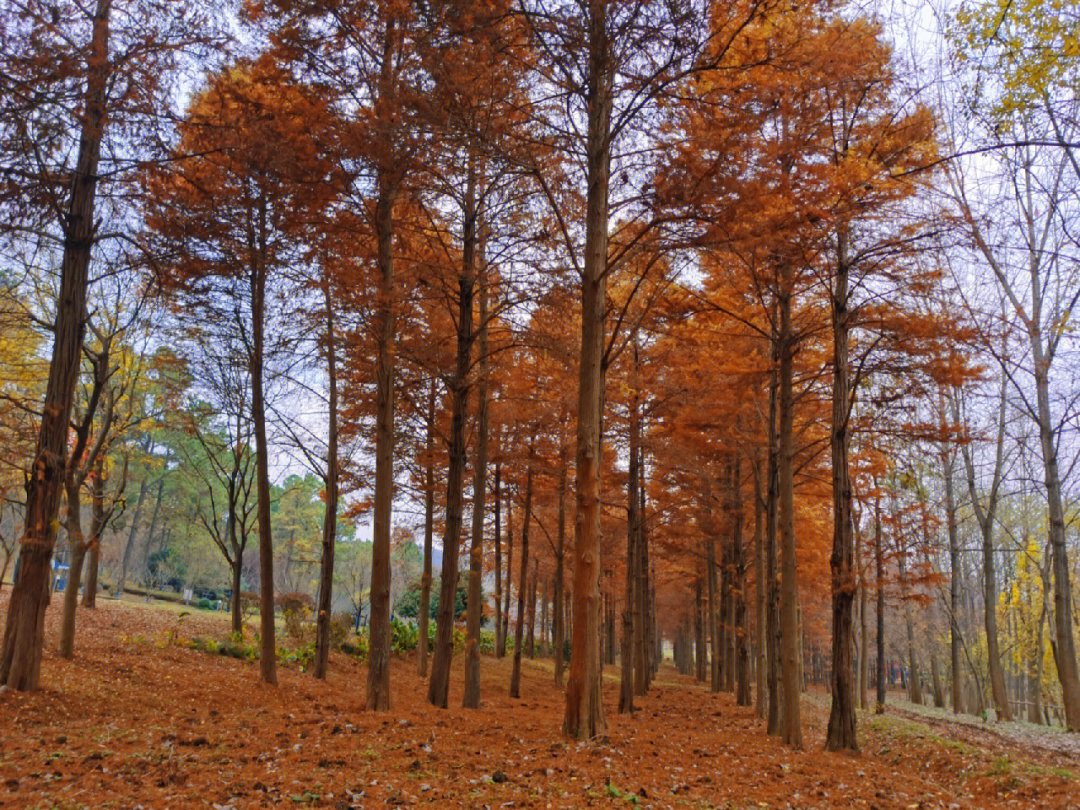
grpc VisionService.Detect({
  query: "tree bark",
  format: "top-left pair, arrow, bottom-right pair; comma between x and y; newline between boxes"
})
941,442 -> 964,714
563,0 -> 611,741
463,265 -> 489,708
493,462 -> 503,658
510,440 -> 535,699
826,238 -> 857,751
874,494 -> 885,712
314,279 -> 339,680
553,445 -> 567,686
419,380 -> 436,676
366,15 -> 400,711
777,260 -> 802,748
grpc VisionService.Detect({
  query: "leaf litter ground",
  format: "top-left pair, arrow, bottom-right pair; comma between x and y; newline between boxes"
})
1,596 -> 1078,809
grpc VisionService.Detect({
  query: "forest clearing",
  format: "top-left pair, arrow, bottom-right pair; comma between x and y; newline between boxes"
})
2,596 -> 1078,809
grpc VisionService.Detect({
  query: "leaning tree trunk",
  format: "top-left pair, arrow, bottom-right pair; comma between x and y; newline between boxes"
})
510,441 -> 535,699
313,280 -> 340,680
563,0 -> 611,741
0,0 -> 110,691
826,243 -> 857,751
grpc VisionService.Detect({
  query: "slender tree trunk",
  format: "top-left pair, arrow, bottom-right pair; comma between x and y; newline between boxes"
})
250,206 -> 276,687
619,394 -> 639,712
366,16 -> 399,711
527,559 -> 538,659
428,164 -> 477,709
59,476 -> 86,660
116,477 -> 148,596
510,441 -> 535,699
554,447 -> 567,686
706,523 -> 720,693
858,530 -> 868,711
463,263 -> 488,708
503,490 -> 514,653
695,577 -> 706,682
874,495 -> 886,712
942,445 -> 964,714
731,455 -> 751,707
493,462 -> 503,658
314,282 -> 339,680
0,0 -> 110,691
82,455 -> 106,609
777,260 -> 802,748
419,380 -> 435,676
230,559 -> 243,634
563,0 -> 611,741
766,367 -> 782,735
754,464 -> 767,718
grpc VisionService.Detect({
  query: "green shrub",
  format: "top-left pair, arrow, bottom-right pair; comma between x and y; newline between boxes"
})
391,617 -> 419,652
196,597 -> 212,610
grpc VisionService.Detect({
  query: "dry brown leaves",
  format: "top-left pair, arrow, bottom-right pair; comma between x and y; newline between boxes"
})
1,594 -> 1078,809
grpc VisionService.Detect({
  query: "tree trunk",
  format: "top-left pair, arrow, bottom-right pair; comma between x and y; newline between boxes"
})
510,441 -> 535,699
493,462 -> 503,658
82,454 -> 106,609
0,0 -> 110,691
59,475 -> 86,660
826,241 -> 857,751
366,15 -> 400,710
706,523 -> 720,693
777,260 -> 802,748
942,445 -> 964,714
419,380 -> 436,676
428,164 -> 477,708
695,577 -> 706,682
463,260 -> 488,708
621,377 -> 641,713
563,0 -> 611,741
553,447 -> 567,686
503,488 -> 514,654
766,367 -> 782,736
250,203 -> 276,687
754,464 -> 767,719
527,559 -> 538,659
314,280 -> 339,680
874,495 -> 885,712
731,455 -> 751,707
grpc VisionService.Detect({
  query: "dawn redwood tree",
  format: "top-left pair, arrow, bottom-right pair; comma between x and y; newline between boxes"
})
145,59 -> 334,684
0,0 -> 210,690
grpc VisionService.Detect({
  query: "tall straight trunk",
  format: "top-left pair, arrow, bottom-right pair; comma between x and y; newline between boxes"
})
553,447 -> 567,686
428,162 -> 477,709
503,491 -> 514,654
858,529 -> 869,711
942,444 -> 964,714
897,549 -> 921,704
250,202 -> 276,687
463,265 -> 489,708
510,441 -> 535,698
1031,357 -> 1080,729
314,281 -> 340,680
731,455 -> 751,707
721,540 -> 733,692
766,367 -> 782,735
230,558 -> 243,634
826,239 -> 857,751
706,526 -> 720,693
493,463 -> 503,658
958,382 -> 1012,721
1,0 -> 110,691
641,475 -> 655,684
777,261 -> 802,748
621,376 -> 641,712
563,0 -> 612,741
694,577 -> 706,682
754,463 -> 767,719
366,17 -> 399,711
419,380 -> 436,676
874,495 -> 885,711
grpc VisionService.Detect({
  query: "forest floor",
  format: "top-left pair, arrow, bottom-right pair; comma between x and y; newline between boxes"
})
2,594 -> 1079,809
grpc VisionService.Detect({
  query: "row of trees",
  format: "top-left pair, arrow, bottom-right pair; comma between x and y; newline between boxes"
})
2,0 -> 1079,753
